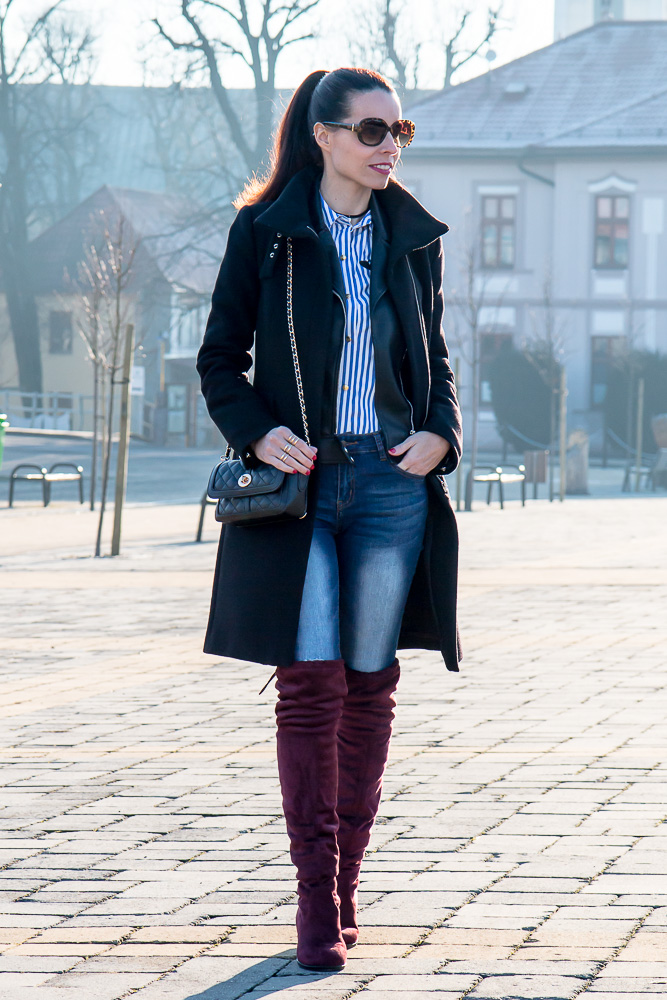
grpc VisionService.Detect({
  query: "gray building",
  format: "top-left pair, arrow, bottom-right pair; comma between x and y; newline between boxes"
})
403,19 -> 667,451
555,0 -> 667,39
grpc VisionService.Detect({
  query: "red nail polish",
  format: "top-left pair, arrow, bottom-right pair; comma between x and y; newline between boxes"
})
306,470 -> 311,476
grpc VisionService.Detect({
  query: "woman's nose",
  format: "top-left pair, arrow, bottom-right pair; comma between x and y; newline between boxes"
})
380,134 -> 399,156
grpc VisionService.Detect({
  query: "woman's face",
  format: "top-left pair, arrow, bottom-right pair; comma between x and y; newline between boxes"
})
314,88 -> 403,191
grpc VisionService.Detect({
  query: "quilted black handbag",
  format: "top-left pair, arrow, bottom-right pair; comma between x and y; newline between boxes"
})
207,238 -> 310,527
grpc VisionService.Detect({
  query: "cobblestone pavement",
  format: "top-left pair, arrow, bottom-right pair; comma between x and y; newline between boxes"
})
1,496 -> 666,1000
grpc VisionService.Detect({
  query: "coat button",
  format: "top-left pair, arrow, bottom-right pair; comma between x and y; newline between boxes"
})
273,243 -> 279,249
269,252 -> 275,258
342,384 -> 349,391
346,336 -> 352,342
277,232 -> 282,237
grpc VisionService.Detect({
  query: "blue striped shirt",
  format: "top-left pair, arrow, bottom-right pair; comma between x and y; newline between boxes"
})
320,194 -> 380,434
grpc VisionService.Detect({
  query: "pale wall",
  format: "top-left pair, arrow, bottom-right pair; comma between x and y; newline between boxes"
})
402,150 -> 667,452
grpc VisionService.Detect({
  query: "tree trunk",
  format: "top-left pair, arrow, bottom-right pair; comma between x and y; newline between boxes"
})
464,334 -> 480,512
253,79 -> 276,173
95,362 -> 117,558
90,356 -> 100,510
0,95 -> 43,393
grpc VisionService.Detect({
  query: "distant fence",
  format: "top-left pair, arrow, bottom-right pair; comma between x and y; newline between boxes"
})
1,388 -> 157,441
0,389 -> 95,432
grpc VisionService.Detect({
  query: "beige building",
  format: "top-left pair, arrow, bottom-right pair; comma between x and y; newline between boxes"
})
1,185 -> 224,445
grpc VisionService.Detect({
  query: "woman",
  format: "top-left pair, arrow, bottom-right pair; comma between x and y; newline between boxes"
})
197,67 -> 462,972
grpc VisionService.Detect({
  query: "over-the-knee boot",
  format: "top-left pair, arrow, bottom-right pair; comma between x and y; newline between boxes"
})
275,658 -> 348,971
336,658 -> 400,947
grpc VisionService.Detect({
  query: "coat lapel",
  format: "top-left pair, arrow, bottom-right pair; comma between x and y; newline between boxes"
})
252,167 -> 449,434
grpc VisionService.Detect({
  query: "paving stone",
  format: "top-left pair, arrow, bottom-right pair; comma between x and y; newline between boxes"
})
40,970 -> 161,993
2,498 -> 667,997
0,972 -> 55,988
466,975 -> 589,998
361,974 -> 479,991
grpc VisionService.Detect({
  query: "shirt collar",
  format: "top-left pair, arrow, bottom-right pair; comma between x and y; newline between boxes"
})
320,191 -> 372,231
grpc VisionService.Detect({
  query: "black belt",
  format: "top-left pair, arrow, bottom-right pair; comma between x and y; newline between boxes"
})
317,436 -> 355,464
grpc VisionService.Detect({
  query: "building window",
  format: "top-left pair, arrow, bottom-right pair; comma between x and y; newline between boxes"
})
480,332 -> 513,406
594,195 -> 629,269
591,335 -> 625,408
49,311 -> 73,354
481,195 -> 516,269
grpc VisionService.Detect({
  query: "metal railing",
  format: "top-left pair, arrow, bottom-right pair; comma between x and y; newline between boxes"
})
0,389 -> 95,433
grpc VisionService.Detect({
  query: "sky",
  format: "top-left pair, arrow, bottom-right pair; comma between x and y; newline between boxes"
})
7,0 -> 556,89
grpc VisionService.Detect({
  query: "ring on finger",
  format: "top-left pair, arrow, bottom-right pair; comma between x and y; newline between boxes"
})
279,451 -> 288,463
287,434 -> 298,445
284,442 -> 293,455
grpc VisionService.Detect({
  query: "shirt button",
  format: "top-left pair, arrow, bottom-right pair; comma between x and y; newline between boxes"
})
340,255 -> 346,261
346,336 -> 352,342
342,385 -> 349,391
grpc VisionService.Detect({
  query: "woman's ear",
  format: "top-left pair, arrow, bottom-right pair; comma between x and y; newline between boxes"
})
313,122 -> 331,154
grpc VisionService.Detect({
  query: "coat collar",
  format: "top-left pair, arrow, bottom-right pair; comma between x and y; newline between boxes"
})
254,165 -> 448,259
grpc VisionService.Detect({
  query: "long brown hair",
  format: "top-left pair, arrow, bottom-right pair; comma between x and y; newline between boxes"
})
235,67 -> 394,209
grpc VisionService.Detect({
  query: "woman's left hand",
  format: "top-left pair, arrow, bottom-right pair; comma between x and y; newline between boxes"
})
389,431 -> 451,476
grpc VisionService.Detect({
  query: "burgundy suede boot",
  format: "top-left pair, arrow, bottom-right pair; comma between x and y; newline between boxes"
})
336,658 -> 400,947
275,659 -> 348,971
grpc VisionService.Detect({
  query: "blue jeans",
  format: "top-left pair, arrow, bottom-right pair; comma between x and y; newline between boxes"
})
294,433 -> 428,673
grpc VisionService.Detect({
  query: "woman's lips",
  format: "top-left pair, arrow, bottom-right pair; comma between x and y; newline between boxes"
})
370,163 -> 393,175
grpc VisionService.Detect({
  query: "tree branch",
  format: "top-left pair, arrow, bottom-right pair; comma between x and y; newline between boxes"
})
10,0 -> 68,80
154,3 -> 255,171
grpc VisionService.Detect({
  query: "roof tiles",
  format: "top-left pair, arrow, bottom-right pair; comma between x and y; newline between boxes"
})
407,21 -> 667,153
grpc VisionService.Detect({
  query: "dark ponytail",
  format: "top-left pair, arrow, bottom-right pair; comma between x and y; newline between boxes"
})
235,67 -> 394,208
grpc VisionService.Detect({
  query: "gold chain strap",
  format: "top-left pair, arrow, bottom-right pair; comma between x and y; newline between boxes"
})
286,237 -> 311,446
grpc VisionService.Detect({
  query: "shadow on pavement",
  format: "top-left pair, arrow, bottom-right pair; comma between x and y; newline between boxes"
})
183,950 -> 344,999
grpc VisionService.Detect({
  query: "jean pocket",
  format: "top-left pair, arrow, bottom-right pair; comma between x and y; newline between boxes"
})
389,461 -> 427,481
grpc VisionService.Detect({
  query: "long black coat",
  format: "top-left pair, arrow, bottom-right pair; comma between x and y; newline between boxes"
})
197,166 -> 463,671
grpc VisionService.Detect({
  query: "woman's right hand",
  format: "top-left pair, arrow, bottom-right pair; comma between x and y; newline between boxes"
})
251,426 -> 317,475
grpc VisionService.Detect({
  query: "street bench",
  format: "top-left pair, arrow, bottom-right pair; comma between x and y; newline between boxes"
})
196,491 -> 217,542
470,464 -> 526,510
8,463 -> 84,507
621,448 -> 667,492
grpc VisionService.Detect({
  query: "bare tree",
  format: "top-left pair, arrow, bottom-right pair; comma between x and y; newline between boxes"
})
526,270 -> 566,422
68,210 -> 140,556
347,0 -> 421,96
447,218 -> 506,511
151,0 -> 322,178
347,1 -> 505,96
139,83 -> 240,224
29,18 -> 98,229
349,0 -> 503,96
443,5 -> 504,90
525,268 -> 566,497
0,0 -> 95,394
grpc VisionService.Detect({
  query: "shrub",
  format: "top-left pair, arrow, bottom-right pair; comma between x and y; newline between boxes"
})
604,350 -> 667,454
489,342 -> 560,451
